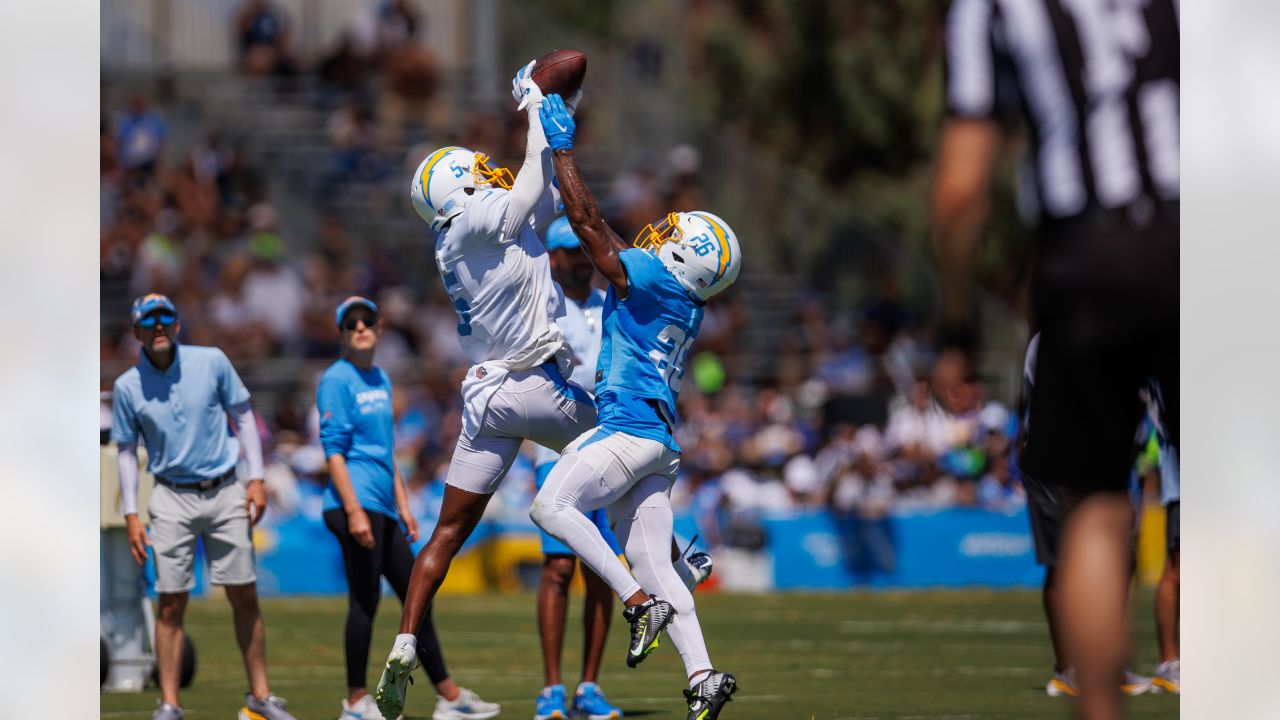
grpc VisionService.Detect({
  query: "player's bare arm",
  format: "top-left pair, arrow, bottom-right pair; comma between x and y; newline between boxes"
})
540,93 -> 630,296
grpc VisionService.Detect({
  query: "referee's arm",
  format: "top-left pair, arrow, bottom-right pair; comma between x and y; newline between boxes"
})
934,0 -> 1013,347
932,117 -> 1002,344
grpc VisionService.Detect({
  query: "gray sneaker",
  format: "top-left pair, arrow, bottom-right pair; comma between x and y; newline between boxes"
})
151,702 -> 183,720
240,693 -> 298,720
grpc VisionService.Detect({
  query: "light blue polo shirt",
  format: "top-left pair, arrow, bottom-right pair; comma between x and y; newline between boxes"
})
316,359 -> 398,518
111,344 -> 250,484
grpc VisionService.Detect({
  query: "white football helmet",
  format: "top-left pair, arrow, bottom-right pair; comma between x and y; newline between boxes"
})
634,211 -> 742,301
410,146 -> 514,231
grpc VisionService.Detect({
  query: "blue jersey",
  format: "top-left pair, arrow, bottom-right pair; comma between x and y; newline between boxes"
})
595,249 -> 704,451
111,345 -> 249,483
316,359 -> 398,518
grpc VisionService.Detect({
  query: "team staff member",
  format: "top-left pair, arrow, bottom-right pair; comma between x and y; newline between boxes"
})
934,1 -> 1178,717
531,217 -> 623,720
532,218 -> 716,720
319,296 -> 499,720
112,294 -> 296,720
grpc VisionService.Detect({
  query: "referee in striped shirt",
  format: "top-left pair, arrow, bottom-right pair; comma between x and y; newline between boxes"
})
932,2 -> 1178,718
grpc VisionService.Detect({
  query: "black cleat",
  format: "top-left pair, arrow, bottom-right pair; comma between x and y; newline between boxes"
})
684,670 -> 737,720
622,595 -> 676,668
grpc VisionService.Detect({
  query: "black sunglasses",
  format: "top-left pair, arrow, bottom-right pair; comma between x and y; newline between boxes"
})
342,315 -> 378,332
136,312 -> 178,329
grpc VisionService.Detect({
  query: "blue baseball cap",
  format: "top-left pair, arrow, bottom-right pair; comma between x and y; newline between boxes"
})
545,216 -> 582,251
130,293 -> 177,326
335,295 -> 378,327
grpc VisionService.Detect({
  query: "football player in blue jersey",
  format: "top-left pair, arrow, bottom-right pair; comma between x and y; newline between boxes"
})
528,93 -> 742,720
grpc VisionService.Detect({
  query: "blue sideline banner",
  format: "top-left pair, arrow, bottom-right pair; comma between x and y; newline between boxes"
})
763,509 -> 1043,589
146,507 -> 1042,595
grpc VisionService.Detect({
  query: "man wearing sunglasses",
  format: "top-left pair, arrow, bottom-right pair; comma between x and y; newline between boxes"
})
111,294 -> 296,720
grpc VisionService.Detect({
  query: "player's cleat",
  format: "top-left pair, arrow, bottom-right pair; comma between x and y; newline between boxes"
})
238,693 -> 298,720
534,684 -> 568,720
432,687 -> 501,720
151,702 -> 184,720
683,670 -> 737,720
623,596 -> 676,668
687,552 -> 714,587
340,694 -> 401,720
1121,668 -> 1154,696
572,681 -> 623,719
1152,659 -> 1180,694
1045,668 -> 1077,697
374,642 -> 420,720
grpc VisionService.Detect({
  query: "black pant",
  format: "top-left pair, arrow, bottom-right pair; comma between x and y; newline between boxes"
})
1023,204 -> 1178,495
323,508 -> 449,688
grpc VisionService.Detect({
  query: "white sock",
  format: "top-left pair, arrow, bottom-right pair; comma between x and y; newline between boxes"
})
394,633 -> 417,651
689,670 -> 711,689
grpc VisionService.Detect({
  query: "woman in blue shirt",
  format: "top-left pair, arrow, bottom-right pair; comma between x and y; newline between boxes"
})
319,296 -> 499,720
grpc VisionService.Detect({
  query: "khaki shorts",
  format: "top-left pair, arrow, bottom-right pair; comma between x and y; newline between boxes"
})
148,480 -> 256,594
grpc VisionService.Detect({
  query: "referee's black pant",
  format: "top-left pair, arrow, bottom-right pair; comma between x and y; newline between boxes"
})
1022,202 -> 1178,496
324,509 -> 450,689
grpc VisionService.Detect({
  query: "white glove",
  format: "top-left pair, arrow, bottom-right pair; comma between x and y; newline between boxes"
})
563,88 -> 583,115
511,59 -> 544,111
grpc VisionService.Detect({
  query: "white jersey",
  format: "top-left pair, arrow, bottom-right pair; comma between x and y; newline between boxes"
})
533,287 -> 606,469
435,101 -> 572,439
434,187 -> 564,370
558,288 -> 607,392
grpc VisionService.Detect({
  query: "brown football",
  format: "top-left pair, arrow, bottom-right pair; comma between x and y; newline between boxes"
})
530,49 -> 587,99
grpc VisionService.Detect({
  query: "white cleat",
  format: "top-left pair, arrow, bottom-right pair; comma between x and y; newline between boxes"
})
1121,668 -> 1154,696
374,642 -> 420,720
432,686 -> 500,720
339,694 -> 403,720
1152,659 -> 1180,694
1045,668 -> 1077,697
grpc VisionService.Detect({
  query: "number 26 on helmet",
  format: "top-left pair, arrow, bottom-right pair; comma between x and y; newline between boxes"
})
634,211 -> 742,302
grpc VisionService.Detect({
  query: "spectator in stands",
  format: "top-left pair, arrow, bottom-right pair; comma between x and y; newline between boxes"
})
783,454 -> 826,507
234,0 -> 296,78
318,33 -> 373,108
664,144 -> 708,213
363,0 -> 440,147
240,203 -> 305,347
116,93 -> 167,181
976,416 -> 1026,514
326,97 -> 379,192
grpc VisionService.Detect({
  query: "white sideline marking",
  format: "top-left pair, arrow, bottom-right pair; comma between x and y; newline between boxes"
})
839,618 -> 1041,634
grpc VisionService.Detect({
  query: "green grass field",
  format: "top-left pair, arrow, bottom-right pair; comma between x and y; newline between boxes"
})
101,589 -> 1177,719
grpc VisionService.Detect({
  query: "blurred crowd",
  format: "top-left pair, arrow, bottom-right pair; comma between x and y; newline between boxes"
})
101,1 -> 1026,553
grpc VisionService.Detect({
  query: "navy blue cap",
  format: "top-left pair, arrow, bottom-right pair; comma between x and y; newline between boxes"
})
130,293 -> 177,326
335,296 -> 378,327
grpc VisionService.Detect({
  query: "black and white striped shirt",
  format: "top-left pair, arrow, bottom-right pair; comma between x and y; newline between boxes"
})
945,0 -> 1179,222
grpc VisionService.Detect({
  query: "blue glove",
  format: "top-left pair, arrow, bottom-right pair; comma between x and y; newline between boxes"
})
540,93 -> 576,151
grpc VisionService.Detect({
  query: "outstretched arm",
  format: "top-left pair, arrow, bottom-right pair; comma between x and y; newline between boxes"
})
501,64 -> 554,240
540,93 -> 630,296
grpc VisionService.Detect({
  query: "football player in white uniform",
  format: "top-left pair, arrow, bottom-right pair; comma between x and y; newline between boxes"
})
374,61 -> 596,720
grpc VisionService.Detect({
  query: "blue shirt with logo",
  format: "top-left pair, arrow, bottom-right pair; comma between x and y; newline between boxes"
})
111,345 -> 250,483
317,359 -> 398,518
595,249 -> 704,452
